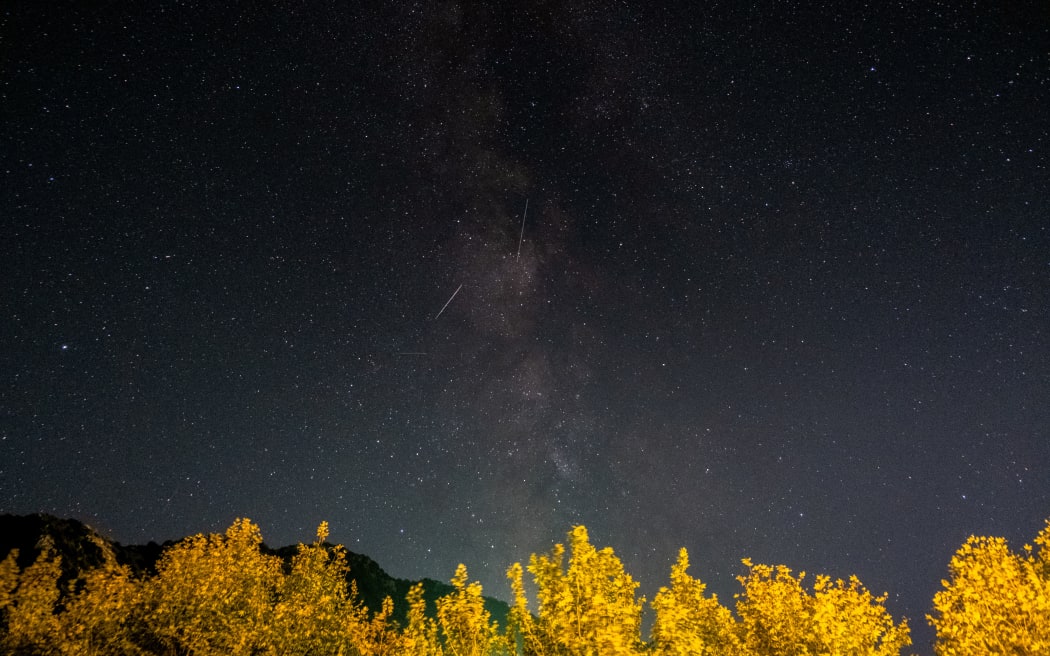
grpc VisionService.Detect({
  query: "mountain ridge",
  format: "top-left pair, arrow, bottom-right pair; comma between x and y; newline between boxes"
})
0,513 -> 509,627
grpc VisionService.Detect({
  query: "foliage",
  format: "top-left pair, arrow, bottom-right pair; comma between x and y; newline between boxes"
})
349,593 -> 402,656
735,558 -> 911,655
507,560 -> 546,656
402,581 -> 441,655
809,573 -> 911,655
650,548 -> 742,656
143,517 -> 284,655
10,514 -> 1050,656
928,518 -> 1050,655
270,520 -> 363,655
437,564 -> 511,656
0,549 -> 22,629
1,539 -> 63,655
56,534 -> 146,656
508,525 -> 645,656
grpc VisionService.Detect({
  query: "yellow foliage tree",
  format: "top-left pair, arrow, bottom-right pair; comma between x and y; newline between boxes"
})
735,559 -> 813,655
402,581 -> 442,656
437,564 -> 510,656
1,516 -> 981,656
928,519 -> 1050,655
1,539 -> 63,655
345,592 -> 403,656
650,548 -> 742,656
810,574 -> 911,655
736,558 -> 910,656
56,534 -> 146,656
509,525 -> 644,656
144,518 -> 283,655
506,560 -> 548,656
0,549 -> 22,626
270,520 -> 365,655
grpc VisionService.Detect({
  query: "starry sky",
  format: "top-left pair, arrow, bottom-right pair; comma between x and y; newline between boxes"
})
2,1 -> 1048,650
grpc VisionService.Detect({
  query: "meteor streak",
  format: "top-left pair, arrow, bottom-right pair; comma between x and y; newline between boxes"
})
434,283 -> 463,320
516,198 -> 529,259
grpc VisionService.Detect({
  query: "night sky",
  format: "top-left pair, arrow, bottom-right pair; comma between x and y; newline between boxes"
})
3,2 -> 1048,650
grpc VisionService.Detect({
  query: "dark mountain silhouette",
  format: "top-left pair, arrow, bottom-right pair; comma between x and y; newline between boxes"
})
0,514 -> 509,627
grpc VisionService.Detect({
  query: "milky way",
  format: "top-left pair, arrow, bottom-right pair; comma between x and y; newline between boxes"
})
2,2 -> 1048,650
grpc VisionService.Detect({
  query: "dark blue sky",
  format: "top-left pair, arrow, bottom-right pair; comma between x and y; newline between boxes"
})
2,1 -> 1048,650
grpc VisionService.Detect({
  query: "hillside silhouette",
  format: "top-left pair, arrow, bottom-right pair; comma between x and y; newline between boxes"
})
0,513 -> 509,628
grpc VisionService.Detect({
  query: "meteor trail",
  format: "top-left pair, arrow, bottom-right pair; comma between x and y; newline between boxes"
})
434,283 -> 463,320
516,198 -> 529,259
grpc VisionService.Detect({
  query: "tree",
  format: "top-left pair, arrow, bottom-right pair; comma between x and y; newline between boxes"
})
401,581 -> 441,656
735,560 -> 812,656
56,534 -> 146,655
509,525 -> 644,656
143,518 -> 283,655
271,520 -> 361,655
0,549 -> 22,629
928,519 -> 1050,655
345,592 -> 402,656
0,515 -> 943,656
735,558 -> 910,656
506,560 -> 548,656
437,564 -> 510,656
0,539 -> 63,655
650,548 -> 742,656
809,573 -> 911,655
